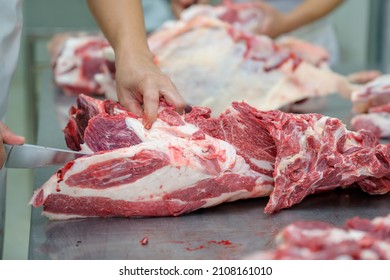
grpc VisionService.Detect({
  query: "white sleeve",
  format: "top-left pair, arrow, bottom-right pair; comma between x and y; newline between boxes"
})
0,0 -> 23,121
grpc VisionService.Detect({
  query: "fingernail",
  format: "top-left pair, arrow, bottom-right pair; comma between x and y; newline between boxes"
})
143,120 -> 151,130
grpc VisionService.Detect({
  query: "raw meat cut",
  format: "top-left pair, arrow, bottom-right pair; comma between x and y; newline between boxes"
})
351,74 -> 390,114
30,138 -> 272,220
63,94 -> 140,152
48,1 -> 353,115
351,103 -> 390,139
258,110 -> 390,213
174,1 -> 329,66
49,32 -> 113,96
30,95 -> 274,219
145,15 -> 352,115
177,0 -> 267,35
351,75 -> 390,138
30,94 -> 390,219
246,214 -> 390,260
186,101 -> 390,213
184,103 -> 277,178
64,94 -> 277,183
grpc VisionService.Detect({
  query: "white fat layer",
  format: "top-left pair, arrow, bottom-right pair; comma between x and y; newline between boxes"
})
58,164 -> 212,201
125,117 -> 200,142
102,46 -> 115,61
357,113 -> 390,137
249,158 -> 274,171
79,144 -> 93,154
352,74 -> 390,101
300,228 -> 365,241
39,138 -> 264,202
373,216 -> 390,227
376,241 -> 390,258
201,187 -> 266,208
359,250 -> 378,260
42,212 -> 92,220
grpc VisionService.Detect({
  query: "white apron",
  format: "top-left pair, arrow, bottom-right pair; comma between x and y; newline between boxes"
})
0,0 -> 23,259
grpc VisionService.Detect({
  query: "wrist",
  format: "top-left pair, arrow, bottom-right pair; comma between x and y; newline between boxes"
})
280,14 -> 294,34
115,42 -> 153,64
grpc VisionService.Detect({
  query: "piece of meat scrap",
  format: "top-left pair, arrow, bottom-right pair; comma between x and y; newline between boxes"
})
351,74 -> 390,114
350,74 -> 390,139
245,214 -> 390,260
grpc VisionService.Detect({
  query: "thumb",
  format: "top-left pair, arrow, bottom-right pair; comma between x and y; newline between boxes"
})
0,123 -> 24,169
0,122 -> 25,145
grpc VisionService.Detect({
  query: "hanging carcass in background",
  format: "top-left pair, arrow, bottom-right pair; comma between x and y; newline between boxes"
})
350,75 -> 390,139
48,1 -> 354,115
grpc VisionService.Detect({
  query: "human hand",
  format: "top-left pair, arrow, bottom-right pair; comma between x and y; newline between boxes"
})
171,0 -> 209,19
347,70 -> 382,85
254,1 -> 290,39
0,121 -> 25,169
115,52 -> 186,129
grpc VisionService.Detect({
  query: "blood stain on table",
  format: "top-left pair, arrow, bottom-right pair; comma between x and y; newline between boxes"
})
140,237 -> 149,245
184,239 -> 239,251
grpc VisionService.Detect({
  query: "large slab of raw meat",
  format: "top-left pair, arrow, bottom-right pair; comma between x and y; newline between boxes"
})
164,0 -> 329,66
31,95 -> 274,219
246,213 -> 390,259
185,100 -> 390,213
146,15 -> 353,115
30,94 -> 390,219
48,2 -> 354,115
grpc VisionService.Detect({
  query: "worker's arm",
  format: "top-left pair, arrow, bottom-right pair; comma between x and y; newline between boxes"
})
171,0 -> 209,18
87,0 -> 185,129
0,122 -> 25,169
256,0 -> 345,38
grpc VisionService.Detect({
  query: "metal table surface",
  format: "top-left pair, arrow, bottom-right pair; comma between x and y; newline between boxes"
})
28,70 -> 390,260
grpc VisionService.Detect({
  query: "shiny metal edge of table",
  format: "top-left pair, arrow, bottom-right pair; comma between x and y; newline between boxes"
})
28,70 -> 390,260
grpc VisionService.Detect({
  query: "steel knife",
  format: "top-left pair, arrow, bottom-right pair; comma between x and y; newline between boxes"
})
4,143 -> 86,169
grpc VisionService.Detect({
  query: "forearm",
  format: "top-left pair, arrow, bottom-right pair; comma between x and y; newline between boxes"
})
284,0 -> 344,33
87,0 -> 152,60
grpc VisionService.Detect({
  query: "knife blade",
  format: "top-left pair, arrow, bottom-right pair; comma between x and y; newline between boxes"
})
4,144 -> 87,169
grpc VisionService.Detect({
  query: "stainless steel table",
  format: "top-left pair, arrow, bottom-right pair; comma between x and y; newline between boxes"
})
28,70 -> 390,260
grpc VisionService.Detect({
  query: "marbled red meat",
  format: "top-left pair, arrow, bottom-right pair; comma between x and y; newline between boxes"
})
31,95 -> 390,219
